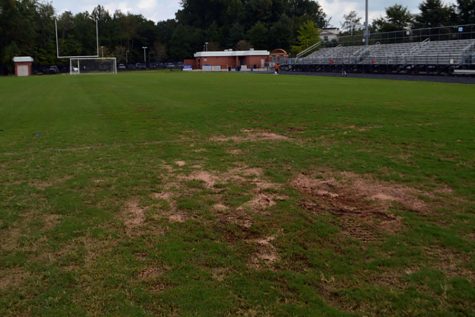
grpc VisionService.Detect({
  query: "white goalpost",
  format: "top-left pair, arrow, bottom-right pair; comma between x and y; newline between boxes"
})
69,57 -> 117,75
55,18 -> 117,75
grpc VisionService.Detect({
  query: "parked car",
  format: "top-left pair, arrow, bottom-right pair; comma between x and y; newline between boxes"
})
149,62 -> 159,69
118,64 -> 126,71
135,63 -> 146,70
48,65 -> 59,74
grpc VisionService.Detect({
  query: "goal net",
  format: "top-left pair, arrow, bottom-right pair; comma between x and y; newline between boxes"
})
69,57 -> 117,75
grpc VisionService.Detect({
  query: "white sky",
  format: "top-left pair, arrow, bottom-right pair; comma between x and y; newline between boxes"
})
51,0 -> 457,26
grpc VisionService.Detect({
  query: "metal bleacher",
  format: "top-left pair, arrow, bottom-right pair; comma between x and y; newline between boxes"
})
287,24 -> 475,75
296,39 -> 475,66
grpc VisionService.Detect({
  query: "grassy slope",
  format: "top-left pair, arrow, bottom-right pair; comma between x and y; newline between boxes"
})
0,72 -> 474,316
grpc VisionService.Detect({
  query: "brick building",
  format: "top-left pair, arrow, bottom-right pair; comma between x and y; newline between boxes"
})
13,56 -> 34,77
185,49 -> 270,70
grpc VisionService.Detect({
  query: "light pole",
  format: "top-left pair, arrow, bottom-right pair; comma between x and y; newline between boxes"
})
364,0 -> 370,46
205,42 -> 208,51
125,50 -> 129,64
142,46 -> 148,66
101,46 -> 104,57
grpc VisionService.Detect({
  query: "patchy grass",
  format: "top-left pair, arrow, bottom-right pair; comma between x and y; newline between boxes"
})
0,72 -> 474,316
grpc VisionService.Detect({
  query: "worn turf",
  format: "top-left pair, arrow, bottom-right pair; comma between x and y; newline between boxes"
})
0,72 -> 474,316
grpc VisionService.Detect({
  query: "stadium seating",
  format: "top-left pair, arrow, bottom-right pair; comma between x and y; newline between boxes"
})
296,39 -> 475,66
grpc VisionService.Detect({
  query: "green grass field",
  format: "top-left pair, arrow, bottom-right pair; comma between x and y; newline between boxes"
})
1,72 -> 474,316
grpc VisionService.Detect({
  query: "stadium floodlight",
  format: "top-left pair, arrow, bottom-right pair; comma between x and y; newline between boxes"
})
364,0 -> 370,46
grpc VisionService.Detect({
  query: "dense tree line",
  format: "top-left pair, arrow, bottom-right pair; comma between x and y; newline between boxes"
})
0,0 -> 327,73
1,0 -> 474,74
341,0 -> 475,34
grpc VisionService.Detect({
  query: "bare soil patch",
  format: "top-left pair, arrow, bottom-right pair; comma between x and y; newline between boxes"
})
183,171 -> 219,188
30,175 -> 72,190
168,213 -> 187,223
211,129 -> 289,143
248,235 -> 279,269
123,199 -> 145,231
139,267 -> 163,282
227,149 -> 243,155
0,268 -> 30,290
292,172 -> 428,240
211,267 -> 229,282
175,160 -> 186,167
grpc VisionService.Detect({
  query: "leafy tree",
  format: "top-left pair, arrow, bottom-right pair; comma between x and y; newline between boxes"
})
269,14 -> 293,49
341,10 -> 362,35
247,22 -> 268,49
235,39 -> 252,50
455,0 -> 475,23
291,20 -> 320,55
415,0 -> 454,27
373,4 -> 414,32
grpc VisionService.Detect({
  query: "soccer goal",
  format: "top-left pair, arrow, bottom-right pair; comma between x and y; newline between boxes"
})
69,57 -> 117,75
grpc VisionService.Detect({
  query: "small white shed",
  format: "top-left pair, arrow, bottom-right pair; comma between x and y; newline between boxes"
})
13,56 -> 34,77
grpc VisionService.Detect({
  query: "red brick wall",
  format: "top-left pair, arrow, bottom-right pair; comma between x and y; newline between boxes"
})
191,55 -> 269,70
14,62 -> 32,76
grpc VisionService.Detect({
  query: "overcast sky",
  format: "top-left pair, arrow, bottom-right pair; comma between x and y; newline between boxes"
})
51,0 -> 457,26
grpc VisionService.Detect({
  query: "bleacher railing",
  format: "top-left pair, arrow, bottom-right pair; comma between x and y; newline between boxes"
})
330,24 -> 475,47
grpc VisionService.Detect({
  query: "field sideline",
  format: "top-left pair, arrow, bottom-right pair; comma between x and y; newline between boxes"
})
1,72 -> 474,316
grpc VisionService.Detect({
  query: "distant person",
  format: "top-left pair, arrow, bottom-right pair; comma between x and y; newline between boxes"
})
274,63 -> 280,75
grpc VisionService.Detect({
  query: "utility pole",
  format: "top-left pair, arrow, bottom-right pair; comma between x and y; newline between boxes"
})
142,46 -> 148,65
364,0 -> 370,46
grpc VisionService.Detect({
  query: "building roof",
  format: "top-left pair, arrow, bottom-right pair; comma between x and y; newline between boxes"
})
13,56 -> 34,63
194,50 -> 270,58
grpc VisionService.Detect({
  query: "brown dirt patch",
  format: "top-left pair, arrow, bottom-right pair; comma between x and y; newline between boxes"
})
219,209 -> 253,229
210,129 -> 289,143
0,268 -> 30,290
424,247 -> 475,282
213,203 -> 228,212
183,171 -> 219,188
292,172 -> 427,240
248,235 -> 279,269
30,175 -> 72,190
227,149 -> 243,155
211,267 -> 229,282
168,213 -> 187,223
175,160 -> 186,167
123,199 -> 145,231
151,192 -> 173,202
42,214 -> 61,231
139,267 -> 163,282
246,193 -> 277,211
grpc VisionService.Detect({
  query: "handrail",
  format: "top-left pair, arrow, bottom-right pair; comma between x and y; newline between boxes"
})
296,42 -> 322,58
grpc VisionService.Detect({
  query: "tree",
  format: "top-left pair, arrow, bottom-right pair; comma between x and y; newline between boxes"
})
373,4 -> 414,32
269,14 -> 293,49
415,0 -> 454,27
235,39 -> 251,50
291,20 -> 320,55
455,0 -> 475,24
247,22 -> 268,49
341,10 -> 362,35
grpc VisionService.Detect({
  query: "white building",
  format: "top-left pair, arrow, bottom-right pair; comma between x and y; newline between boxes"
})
320,28 -> 340,42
